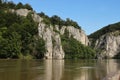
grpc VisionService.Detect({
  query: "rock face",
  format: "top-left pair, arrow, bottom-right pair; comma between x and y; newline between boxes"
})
60,26 -> 89,45
15,9 -> 89,59
38,23 -> 65,59
15,9 -> 31,16
38,23 -> 89,59
94,31 -> 120,58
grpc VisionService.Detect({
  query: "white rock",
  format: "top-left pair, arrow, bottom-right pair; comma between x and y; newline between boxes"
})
16,9 -> 30,16
94,31 -> 120,58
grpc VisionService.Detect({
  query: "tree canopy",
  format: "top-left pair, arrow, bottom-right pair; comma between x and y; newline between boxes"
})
0,3 -> 46,59
0,0 -> 33,10
38,12 -> 81,29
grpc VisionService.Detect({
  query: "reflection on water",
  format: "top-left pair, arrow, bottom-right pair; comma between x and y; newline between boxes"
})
44,60 -> 64,80
0,59 -> 120,80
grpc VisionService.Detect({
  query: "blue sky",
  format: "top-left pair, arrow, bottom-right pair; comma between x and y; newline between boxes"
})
10,0 -> 120,35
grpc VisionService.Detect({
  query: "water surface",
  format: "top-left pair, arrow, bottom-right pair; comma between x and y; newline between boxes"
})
0,59 -> 120,80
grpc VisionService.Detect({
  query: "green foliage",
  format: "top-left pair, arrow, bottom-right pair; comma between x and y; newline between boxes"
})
50,15 -> 63,26
89,22 -> 120,40
89,22 -> 120,48
65,18 -> 80,29
38,12 -> 81,29
0,1 -> 33,10
33,37 -> 46,59
38,12 -> 51,26
0,1 -> 93,59
0,7 -> 46,59
7,1 -> 16,9
0,1 -> 16,9
15,2 -> 23,9
24,3 -> 33,10
0,31 -> 22,58
15,2 -> 33,10
61,29 -> 96,59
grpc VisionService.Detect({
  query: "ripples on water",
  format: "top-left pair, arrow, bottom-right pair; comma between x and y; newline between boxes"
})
0,59 -> 120,80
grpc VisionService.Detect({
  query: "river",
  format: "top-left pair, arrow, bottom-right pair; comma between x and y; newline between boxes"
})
0,59 -> 120,80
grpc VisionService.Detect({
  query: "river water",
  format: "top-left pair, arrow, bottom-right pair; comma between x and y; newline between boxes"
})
0,59 -> 120,80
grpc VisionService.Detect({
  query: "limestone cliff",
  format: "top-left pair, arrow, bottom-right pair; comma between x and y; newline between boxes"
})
38,23 -> 89,59
60,26 -> 89,45
14,9 -> 89,59
89,22 -> 120,59
94,31 -> 120,58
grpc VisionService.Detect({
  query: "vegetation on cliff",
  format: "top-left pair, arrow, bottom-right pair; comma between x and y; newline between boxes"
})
88,22 -> 120,48
61,29 -> 96,59
89,22 -> 120,40
0,1 -> 46,59
0,0 -> 96,59
0,0 -> 33,10
89,22 -> 120,59
38,12 -> 81,29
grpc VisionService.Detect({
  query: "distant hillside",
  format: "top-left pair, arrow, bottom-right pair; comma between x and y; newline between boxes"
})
89,22 -> 120,40
89,22 -> 120,59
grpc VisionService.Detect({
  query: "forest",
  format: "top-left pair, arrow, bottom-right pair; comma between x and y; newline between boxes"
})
0,1 -> 46,59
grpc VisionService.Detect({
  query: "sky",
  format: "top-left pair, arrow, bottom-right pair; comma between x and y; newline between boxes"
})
10,0 -> 120,35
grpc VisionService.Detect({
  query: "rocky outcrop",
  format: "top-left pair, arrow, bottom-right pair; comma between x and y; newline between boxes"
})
15,9 -> 31,16
94,31 -> 120,58
10,9 -> 43,22
14,9 -> 89,59
32,9 -> 89,59
38,24 -> 89,59
60,26 -> 89,45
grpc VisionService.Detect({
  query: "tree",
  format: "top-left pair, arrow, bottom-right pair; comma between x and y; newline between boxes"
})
7,1 -> 16,9
15,2 -> 23,9
65,18 -> 80,29
34,38 -> 46,59
24,3 -> 33,10
38,12 -> 45,17
38,12 -> 51,25
50,15 -> 62,25
0,32 -> 22,58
